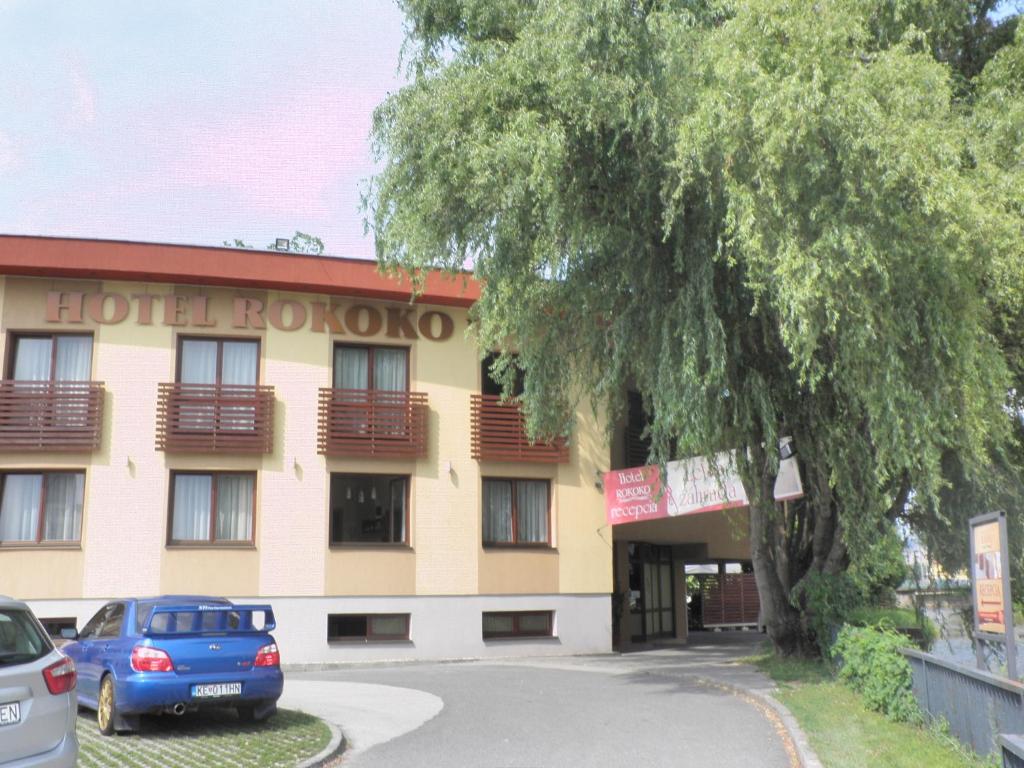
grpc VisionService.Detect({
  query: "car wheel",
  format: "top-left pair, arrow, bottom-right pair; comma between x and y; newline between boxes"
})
97,675 -> 117,736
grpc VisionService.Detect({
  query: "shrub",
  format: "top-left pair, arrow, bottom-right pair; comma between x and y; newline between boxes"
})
791,571 -> 863,657
847,606 -> 939,648
834,625 -> 921,723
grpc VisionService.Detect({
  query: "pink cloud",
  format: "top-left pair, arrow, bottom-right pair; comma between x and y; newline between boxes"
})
147,83 -> 377,218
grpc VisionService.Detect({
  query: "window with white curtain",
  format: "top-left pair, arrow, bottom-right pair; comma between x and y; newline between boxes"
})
0,472 -> 84,544
333,345 -> 408,391
482,478 -> 550,546
170,472 -> 254,544
333,345 -> 409,437
177,338 -> 259,432
178,338 -> 258,385
10,335 -> 93,381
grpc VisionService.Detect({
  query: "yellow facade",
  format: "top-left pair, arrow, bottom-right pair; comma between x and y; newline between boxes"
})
0,275 -> 612,604
0,242 -> 756,661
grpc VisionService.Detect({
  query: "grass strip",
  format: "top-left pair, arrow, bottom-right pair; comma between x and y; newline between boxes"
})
76,707 -> 332,768
748,652 -> 990,768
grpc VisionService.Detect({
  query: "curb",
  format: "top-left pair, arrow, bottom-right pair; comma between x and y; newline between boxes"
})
689,675 -> 823,768
297,720 -> 346,768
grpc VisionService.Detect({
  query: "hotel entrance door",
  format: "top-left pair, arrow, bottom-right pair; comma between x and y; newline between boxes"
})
628,543 -> 675,642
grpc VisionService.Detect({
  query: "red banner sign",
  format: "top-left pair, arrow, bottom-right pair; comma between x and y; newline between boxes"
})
603,466 -> 668,525
604,446 -> 804,527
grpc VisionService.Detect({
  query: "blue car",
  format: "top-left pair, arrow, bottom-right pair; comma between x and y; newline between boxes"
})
61,596 -> 283,735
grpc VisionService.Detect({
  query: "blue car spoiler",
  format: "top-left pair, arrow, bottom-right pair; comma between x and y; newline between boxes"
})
142,604 -> 276,635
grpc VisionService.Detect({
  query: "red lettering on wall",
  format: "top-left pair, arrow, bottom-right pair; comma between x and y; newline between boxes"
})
310,302 -> 345,334
418,311 -> 454,341
85,293 -> 130,324
386,308 -> 419,339
131,294 -> 156,325
163,295 -> 189,326
268,300 -> 307,331
233,298 -> 266,329
344,305 -> 383,337
45,292 -> 85,323
191,296 -> 216,327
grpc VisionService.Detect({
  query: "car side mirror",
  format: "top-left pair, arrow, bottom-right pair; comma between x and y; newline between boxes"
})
60,628 -> 78,641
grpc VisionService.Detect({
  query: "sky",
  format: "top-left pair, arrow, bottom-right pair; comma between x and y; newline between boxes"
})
1,2 -> 1020,260
0,1 -> 409,259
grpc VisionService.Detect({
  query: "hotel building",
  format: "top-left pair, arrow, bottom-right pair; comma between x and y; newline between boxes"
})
0,236 -> 754,664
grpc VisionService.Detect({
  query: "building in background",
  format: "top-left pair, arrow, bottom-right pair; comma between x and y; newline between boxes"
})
0,235 -> 756,663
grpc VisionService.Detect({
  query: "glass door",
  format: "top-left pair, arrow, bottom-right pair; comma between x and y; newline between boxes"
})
629,544 -> 675,642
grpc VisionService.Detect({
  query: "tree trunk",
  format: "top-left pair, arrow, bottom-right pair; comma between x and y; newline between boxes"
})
744,441 -> 833,656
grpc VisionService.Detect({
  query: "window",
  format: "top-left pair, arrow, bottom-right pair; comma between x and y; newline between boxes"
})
0,472 -> 84,544
329,474 -> 408,545
481,352 -> 523,397
38,617 -> 76,638
78,606 -> 108,641
176,337 -> 259,432
169,472 -> 255,544
0,609 -> 52,666
178,337 -> 258,386
8,334 -> 92,381
482,478 -> 549,546
98,603 -> 125,639
334,344 -> 408,391
482,611 -> 553,639
77,602 -> 125,641
327,614 -> 409,642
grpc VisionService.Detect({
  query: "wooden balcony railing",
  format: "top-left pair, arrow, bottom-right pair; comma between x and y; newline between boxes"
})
0,380 -> 104,452
470,394 -> 569,463
156,383 -> 275,454
318,389 -> 428,458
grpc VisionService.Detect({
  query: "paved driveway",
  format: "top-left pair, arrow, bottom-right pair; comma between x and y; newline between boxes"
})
282,633 -> 798,768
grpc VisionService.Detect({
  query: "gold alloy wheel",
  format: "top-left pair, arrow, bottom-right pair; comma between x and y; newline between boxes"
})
97,677 -> 114,735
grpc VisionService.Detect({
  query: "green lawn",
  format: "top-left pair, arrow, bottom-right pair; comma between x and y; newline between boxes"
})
76,707 -> 333,768
749,654 -> 990,768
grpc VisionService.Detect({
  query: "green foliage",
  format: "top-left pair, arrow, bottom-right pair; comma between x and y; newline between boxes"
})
847,606 -> 940,647
847,527 -> 911,605
792,571 -> 864,656
221,231 -> 325,255
834,625 -> 921,723
368,0 -> 1024,652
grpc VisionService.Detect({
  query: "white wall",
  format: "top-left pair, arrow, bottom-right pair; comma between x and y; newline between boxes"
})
26,594 -> 612,665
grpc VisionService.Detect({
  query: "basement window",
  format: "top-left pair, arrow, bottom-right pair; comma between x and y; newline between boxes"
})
482,611 -> 554,639
327,613 -> 410,642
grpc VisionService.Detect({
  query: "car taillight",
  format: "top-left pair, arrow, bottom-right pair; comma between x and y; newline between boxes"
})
131,645 -> 174,672
43,656 -> 76,695
254,642 -> 279,667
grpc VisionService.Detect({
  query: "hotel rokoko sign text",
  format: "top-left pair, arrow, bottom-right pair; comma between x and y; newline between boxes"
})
43,291 -> 455,341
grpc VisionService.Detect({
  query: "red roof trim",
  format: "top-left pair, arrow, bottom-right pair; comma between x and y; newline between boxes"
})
0,235 -> 480,308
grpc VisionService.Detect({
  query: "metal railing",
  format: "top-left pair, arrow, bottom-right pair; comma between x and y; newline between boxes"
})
156,382 -> 275,454
903,648 -> 1024,756
470,394 -> 568,463
1002,735 -> 1024,768
317,388 -> 428,458
0,380 -> 104,452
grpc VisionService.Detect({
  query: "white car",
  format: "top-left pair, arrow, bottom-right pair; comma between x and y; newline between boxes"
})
0,597 -> 78,767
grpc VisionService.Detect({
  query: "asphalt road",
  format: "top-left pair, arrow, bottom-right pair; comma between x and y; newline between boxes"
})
285,633 -> 797,768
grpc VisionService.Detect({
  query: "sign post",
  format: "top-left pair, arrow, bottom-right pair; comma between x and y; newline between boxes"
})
969,512 -> 1017,680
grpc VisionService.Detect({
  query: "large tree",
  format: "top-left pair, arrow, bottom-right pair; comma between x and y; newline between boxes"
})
367,0 -> 1023,654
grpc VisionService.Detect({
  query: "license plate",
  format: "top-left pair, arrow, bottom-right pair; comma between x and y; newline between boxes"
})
0,701 -> 20,727
191,683 -> 242,699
